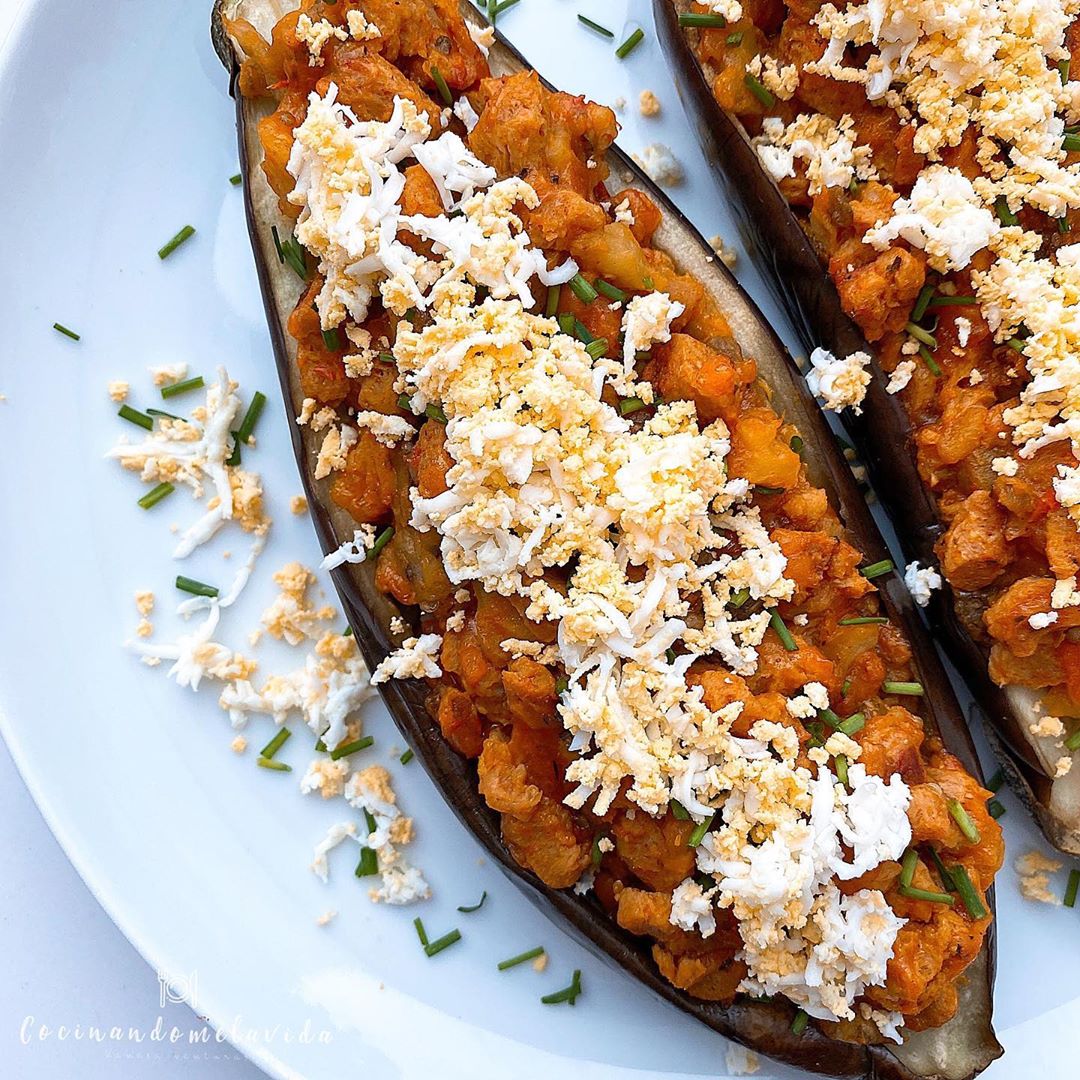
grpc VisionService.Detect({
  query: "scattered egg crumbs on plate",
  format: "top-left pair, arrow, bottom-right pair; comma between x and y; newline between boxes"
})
1015,850 -> 1064,905
108,380 -> 129,402
805,347 -> 872,414
632,143 -> 684,187
638,89 -> 661,117
904,561 -> 943,608
708,235 -> 737,270
290,494 -> 308,515
724,1044 -> 760,1076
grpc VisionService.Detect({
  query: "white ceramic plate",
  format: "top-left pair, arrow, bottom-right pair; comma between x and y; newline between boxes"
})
0,1 -> 1078,1077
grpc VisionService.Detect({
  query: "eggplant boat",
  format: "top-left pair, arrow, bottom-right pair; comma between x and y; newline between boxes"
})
656,0 -> 1080,853
212,1 -> 1003,1074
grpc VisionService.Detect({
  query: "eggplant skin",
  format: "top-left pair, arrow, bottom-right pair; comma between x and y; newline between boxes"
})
213,2 -> 999,1075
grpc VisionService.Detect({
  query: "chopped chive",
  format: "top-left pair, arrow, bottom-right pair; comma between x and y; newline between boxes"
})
860,559 -> 894,579
118,404 -> 154,431
368,525 -> 395,560
329,736 -> 374,761
577,14 -> 613,37
541,970 -> 583,1005
730,587 -> 750,607
343,625 -> 353,637
425,929 -> 462,957
665,647 -> 678,664
679,11 -> 726,27
498,946 -> 545,970
905,322 -> 937,349
225,432 -> 242,467
670,799 -> 690,821
616,27 -> 645,59
986,770 -> 1004,792
458,891 -> 488,913
838,712 -> 865,736
1064,133 -> 1080,153
557,312 -> 575,337
687,813 -> 715,848
138,482 -> 175,510
882,681 -> 924,696
899,848 -> 919,888
899,884 -> 955,905
53,322 -> 80,341
1059,216 -> 1071,234
229,173 -> 242,186
1066,869 -> 1080,908
927,295 -> 977,308
145,407 -> 181,420
949,864 -> 988,920
493,0 -> 519,14
321,327 -> 341,352
834,754 -> 849,786
594,279 -> 626,302
791,1010 -> 809,1035
1005,336 -> 1027,354
271,223 -> 285,263
744,72 -> 776,108
841,676 -> 852,697
591,837 -> 602,867
947,798 -> 981,843
160,375 -> 205,399
425,403 -> 448,424
910,284 -> 935,322
414,917 -> 428,946
175,575 -> 219,598
398,393 -> 414,412
1064,727 -> 1080,751
925,845 -> 956,891
400,747 -> 415,765
555,675 -> 570,694
994,195 -> 1018,226
726,31 -> 744,45
819,708 -> 843,731
355,846 -> 378,877
260,728 -> 291,760
754,485 -> 786,497
770,610 -> 798,651
790,435 -> 804,454
431,66 -> 452,107
158,225 -> 196,260
585,338 -> 609,360
987,799 -> 1006,820
277,231 -> 307,280
236,391 -> 267,444
1061,58 -> 1072,85
838,616 -> 888,625
919,343 -> 942,376
256,757 -> 292,772
568,273 -> 599,304
545,284 -> 561,317
619,396 -> 648,416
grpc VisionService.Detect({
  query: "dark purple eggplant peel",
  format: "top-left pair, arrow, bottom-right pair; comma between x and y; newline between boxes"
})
212,2 -> 999,1075
654,0 -> 1080,856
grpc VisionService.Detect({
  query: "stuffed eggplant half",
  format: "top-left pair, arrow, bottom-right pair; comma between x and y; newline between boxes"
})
213,1 -> 1002,1074
657,0 -> 1080,853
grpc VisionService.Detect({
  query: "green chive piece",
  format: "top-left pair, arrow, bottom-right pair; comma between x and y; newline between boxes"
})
225,432 -> 242,468
138,482 -> 175,510
819,708 -> 843,731
458,891 -> 488,914
905,322 -> 937,349
1061,58 -> 1072,84
160,375 -> 205,399
1005,336 -> 1028,354
1065,727 -> 1080,751
986,770 -> 1004,792
838,616 -> 888,625
687,813 -> 715,848
791,1010 -> 809,1035
987,799 -> 1006,820
398,392 -> 414,412
271,223 -> 285,263
260,728 -> 292,760
1066,869 -> 1080,908
555,675 -> 570,695
425,929 -> 462,958
927,295 -> 977,308
400,748 -> 414,765
900,848 -> 919,888
860,559 -> 894,579
882,681 -> 924,696
616,27 -> 645,59
726,31 -> 744,45
769,610 -> 798,651
343,626 -> 353,637
744,72 -> 776,108
585,338 -> 609,360
545,284 -> 561,317
841,676 -> 852,698
578,14 -> 614,37
236,391 -> 267,445
919,343 -> 943,376
730,587 -> 750,608
329,736 -> 374,761
498,946 -> 545,970
678,12 -> 726,27
118,404 -> 154,431
53,322 -> 80,341
1064,133 -> 1080,153
175,575 -> 219,598
229,173 -> 242,186
670,799 -> 690,821
994,195 -> 1018,226
158,225 -> 196,260
430,66 -> 452,106
790,435 -> 804,454
899,884 -> 955,905
619,396 -> 648,416
754,485 -> 786,497
838,712 -> 865,736
145,407 -> 181,420
273,227 -> 307,280
541,970 -> 583,1005
256,757 -> 292,772
926,845 -> 956,891
321,327 -> 341,352
414,917 -> 428,946
949,864 -> 988,920
557,312 -> 575,337
493,0 -> 519,14
568,273 -> 599,304
355,846 -> 378,877
947,798 -> 981,843
595,279 -> 627,302
1059,216 -> 1072,235
368,526 -> 395,561
835,754 -> 849,786
910,284 -> 935,322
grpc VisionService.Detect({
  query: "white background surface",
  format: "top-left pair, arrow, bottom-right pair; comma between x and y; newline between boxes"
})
0,1 -> 1078,1078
